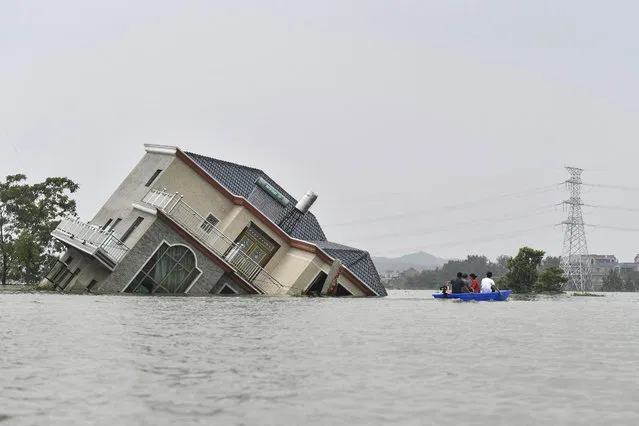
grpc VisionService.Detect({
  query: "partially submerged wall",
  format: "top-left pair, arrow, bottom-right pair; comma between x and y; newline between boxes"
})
95,218 -> 236,295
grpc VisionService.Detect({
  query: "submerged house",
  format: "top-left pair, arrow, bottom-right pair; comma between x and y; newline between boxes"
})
43,145 -> 386,297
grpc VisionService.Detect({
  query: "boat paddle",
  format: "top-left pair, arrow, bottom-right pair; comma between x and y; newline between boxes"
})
492,283 -> 502,296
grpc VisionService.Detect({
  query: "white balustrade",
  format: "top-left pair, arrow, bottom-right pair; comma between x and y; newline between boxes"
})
142,189 -> 178,210
161,197 -> 283,293
54,217 -> 130,263
54,188 -> 283,293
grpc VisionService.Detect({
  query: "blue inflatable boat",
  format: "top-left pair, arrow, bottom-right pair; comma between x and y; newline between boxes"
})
432,290 -> 512,301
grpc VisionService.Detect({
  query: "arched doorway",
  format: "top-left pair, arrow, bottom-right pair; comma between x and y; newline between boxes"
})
124,243 -> 201,294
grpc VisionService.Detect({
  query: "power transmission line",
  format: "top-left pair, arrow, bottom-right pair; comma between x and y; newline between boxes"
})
324,183 -> 562,228
586,224 -> 639,233
582,183 -> 639,192
582,204 -> 639,213
346,204 -> 560,243
382,224 -> 558,256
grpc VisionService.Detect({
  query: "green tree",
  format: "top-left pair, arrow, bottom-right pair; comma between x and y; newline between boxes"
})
0,174 -> 78,284
533,266 -> 567,293
602,269 -> 623,292
394,254 -> 512,290
493,255 -> 511,277
503,247 -> 545,293
620,269 -> 639,292
0,175 -> 29,285
12,233 -> 43,284
542,256 -> 561,270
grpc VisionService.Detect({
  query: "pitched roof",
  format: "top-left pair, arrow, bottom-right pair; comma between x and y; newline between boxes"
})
184,150 -> 386,296
310,241 -> 387,296
185,152 -> 327,242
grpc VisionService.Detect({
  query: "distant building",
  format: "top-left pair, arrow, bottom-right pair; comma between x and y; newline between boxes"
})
402,267 -> 422,278
583,255 -> 618,290
379,270 -> 401,283
42,145 -> 386,297
618,261 -> 639,272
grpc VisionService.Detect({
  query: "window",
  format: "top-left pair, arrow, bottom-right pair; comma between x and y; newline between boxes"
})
120,217 -> 144,243
219,284 -> 237,295
101,219 -> 113,231
60,268 -> 81,290
200,213 -> 220,233
46,260 -> 71,285
64,256 -> 74,266
112,218 -> 122,229
87,279 -> 98,291
305,271 -> 328,295
145,169 -> 163,187
124,243 -> 201,294
335,283 -> 352,297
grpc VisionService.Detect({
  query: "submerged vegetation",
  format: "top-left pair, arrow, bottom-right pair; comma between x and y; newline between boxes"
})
572,292 -> 605,297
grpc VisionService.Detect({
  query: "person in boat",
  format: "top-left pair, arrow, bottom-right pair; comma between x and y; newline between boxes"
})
451,272 -> 472,293
439,282 -> 450,297
462,273 -> 471,289
481,271 -> 496,293
469,273 -> 481,293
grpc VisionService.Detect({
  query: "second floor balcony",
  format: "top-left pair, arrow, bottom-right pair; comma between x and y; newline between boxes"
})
52,218 -> 130,270
142,189 -> 284,294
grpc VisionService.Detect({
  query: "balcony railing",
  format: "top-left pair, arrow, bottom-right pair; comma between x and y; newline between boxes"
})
141,188 -> 178,210
143,188 -> 283,294
53,218 -> 130,264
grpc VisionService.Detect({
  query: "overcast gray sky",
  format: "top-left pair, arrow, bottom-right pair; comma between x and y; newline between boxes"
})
3,0 -> 639,261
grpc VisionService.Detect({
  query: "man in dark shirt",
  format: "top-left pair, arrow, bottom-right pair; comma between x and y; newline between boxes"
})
451,272 -> 472,293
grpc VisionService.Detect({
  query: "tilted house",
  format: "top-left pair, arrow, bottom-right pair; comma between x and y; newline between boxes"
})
44,145 -> 386,297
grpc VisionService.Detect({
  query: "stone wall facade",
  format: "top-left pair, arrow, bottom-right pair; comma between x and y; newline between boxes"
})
96,217 -> 226,295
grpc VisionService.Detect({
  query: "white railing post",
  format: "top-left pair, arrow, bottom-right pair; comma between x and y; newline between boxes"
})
154,195 -> 284,292
54,215 -> 130,265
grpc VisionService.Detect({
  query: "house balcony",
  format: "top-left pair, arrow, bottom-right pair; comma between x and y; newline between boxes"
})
52,218 -> 130,270
142,189 -> 284,295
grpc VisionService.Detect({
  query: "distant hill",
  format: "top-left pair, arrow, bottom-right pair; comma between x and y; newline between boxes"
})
372,251 -> 447,272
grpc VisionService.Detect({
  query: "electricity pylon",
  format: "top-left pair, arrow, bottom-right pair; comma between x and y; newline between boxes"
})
560,167 -> 592,291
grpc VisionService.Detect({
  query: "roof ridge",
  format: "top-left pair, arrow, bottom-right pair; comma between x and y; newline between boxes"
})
183,149 -> 327,242
185,151 -> 265,174
186,150 -> 303,204
312,240 -> 368,252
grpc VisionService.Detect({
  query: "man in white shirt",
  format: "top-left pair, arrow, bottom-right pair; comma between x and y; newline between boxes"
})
481,271 -> 496,293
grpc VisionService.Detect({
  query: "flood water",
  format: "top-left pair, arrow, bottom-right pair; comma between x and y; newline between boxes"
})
1,290 -> 638,425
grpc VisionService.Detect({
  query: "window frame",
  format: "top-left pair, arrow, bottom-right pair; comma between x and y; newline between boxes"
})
218,284 -> 238,295
101,219 -> 113,231
145,169 -> 163,187
121,241 -> 202,294
120,216 -> 144,243
231,222 -> 280,268
199,213 -> 220,234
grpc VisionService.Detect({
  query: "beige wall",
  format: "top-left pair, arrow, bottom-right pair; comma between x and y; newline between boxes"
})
66,258 -> 112,293
152,157 -> 291,276
336,274 -> 367,296
269,248 -> 328,295
152,158 -> 234,225
151,156 -> 372,295
51,248 -> 111,293
91,148 -> 176,237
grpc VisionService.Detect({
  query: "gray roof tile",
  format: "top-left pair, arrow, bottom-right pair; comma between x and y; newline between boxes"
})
185,151 -> 326,241
311,241 -> 387,296
185,150 -> 386,296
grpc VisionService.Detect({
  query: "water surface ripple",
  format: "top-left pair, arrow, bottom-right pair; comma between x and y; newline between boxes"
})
1,291 -> 637,425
